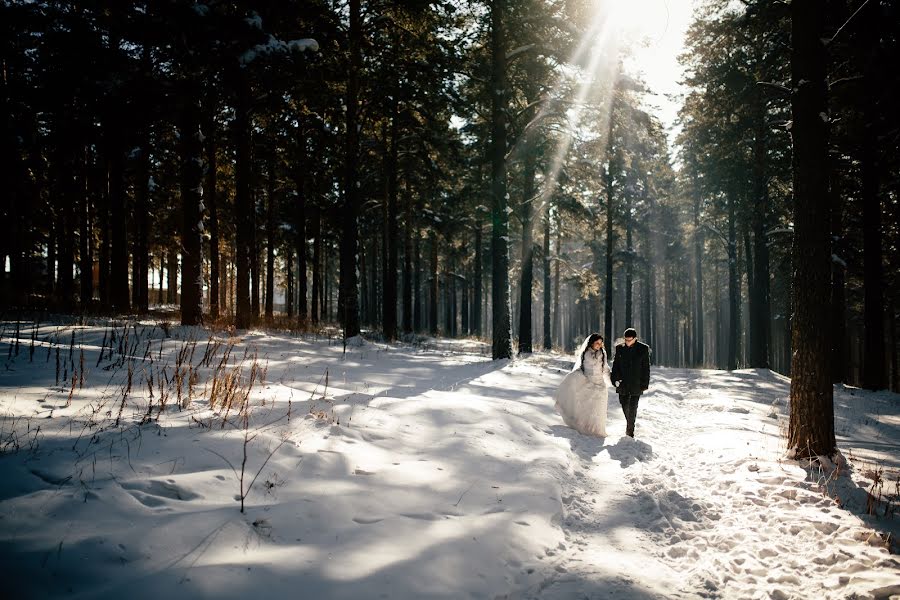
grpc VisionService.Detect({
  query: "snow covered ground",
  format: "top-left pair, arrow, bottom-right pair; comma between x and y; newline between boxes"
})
1,318 -> 898,599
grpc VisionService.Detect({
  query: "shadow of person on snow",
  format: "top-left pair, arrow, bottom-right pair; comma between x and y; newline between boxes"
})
549,425 -> 654,468
605,436 -> 653,468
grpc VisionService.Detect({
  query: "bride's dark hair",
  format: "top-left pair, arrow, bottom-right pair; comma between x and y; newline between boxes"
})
581,333 -> 606,368
586,333 -> 603,346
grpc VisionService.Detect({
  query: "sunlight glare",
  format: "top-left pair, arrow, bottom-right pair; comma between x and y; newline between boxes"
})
606,0 -> 672,48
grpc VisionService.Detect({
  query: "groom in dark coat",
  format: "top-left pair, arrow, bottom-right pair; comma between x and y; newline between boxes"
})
611,328 -> 651,438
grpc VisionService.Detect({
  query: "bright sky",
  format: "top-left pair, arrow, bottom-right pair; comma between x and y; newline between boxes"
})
614,0 -> 697,145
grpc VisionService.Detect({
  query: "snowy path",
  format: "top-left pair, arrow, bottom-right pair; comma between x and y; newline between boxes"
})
1,327 -> 899,599
538,365 -> 900,600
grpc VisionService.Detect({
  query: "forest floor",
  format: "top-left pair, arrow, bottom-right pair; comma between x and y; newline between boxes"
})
0,318 -> 898,599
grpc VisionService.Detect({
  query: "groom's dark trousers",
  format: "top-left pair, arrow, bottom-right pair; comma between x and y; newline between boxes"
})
618,394 -> 640,438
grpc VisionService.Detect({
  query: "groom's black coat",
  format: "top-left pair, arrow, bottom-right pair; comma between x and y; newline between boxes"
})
610,341 -> 651,395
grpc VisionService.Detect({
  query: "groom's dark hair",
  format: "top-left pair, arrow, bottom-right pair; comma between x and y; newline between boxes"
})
623,328 -> 637,339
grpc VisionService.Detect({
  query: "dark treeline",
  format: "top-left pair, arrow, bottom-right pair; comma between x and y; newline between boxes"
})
1,1 -> 898,402
678,0 -> 900,398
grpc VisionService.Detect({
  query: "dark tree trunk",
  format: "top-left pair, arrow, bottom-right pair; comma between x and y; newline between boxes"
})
889,298 -> 897,392
54,131 -> 76,311
461,244 -> 469,335
749,94 -> 771,368
132,42 -> 152,315
830,155 -> 847,383
543,207 -> 552,350
383,111 -> 399,340
251,191 -> 261,321
402,180 -> 413,334
554,212 -> 561,347
311,205 -> 321,324
166,246 -> 178,304
234,72 -> 253,329
179,92 -> 203,326
108,122 -> 129,312
429,232 -> 438,335
360,237 -> 370,325
624,188 -> 634,327
860,2 -> 886,390
473,223 -> 482,337
413,230 -> 422,331
693,183 -> 704,366
489,0 -> 512,359
133,139 -> 150,314
79,147 -> 93,308
295,128 -> 309,325
604,162 -> 614,343
286,246 -> 293,318
98,164 -> 110,308
296,193 -> 308,326
339,0 -> 362,339
517,149 -> 535,354
727,195 -> 739,371
205,95 -> 220,320
788,0 -> 835,458
319,245 -> 331,321
265,159 -> 276,325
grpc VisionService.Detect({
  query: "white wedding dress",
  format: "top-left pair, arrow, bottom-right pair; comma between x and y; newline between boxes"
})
554,338 -> 610,437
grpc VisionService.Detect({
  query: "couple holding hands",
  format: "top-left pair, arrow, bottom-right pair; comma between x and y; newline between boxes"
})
554,328 -> 650,439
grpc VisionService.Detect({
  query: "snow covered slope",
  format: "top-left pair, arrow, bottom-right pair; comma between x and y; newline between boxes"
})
0,322 -> 897,599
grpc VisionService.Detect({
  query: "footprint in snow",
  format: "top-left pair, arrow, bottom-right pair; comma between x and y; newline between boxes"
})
121,479 -> 201,507
352,516 -> 384,525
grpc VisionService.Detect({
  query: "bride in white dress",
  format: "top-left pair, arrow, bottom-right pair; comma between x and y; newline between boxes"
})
554,333 -> 610,437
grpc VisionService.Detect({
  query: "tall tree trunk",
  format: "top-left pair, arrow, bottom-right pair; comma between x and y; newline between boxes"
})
265,158 -> 276,325
413,229 -> 422,331
54,128 -> 76,311
234,72 -> 253,328
429,232 -> 438,335
727,195 -> 739,371
339,0 -> 362,339
860,0 -> 886,390
360,239 -> 370,325
693,181 -> 704,366
180,92 -> 203,326
402,180 -> 413,334
554,211 -> 562,347
518,149 -> 535,354
543,206 -> 552,350
205,94 -> 220,320
134,141 -> 150,314
489,0 -> 512,359
749,92 -> 771,368
461,243 -> 469,334
624,186 -> 634,327
311,204 -> 321,323
166,246 -> 178,304
473,223 -> 482,337
788,0 -> 835,458
79,146 -> 93,308
286,246 -> 293,317
604,160 -> 615,343
830,155 -> 847,383
251,191 -> 261,321
108,121 -> 129,312
295,129 -> 309,325
132,42 -> 152,315
383,110 -> 399,340
296,196 -> 308,326
98,159 -> 110,308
